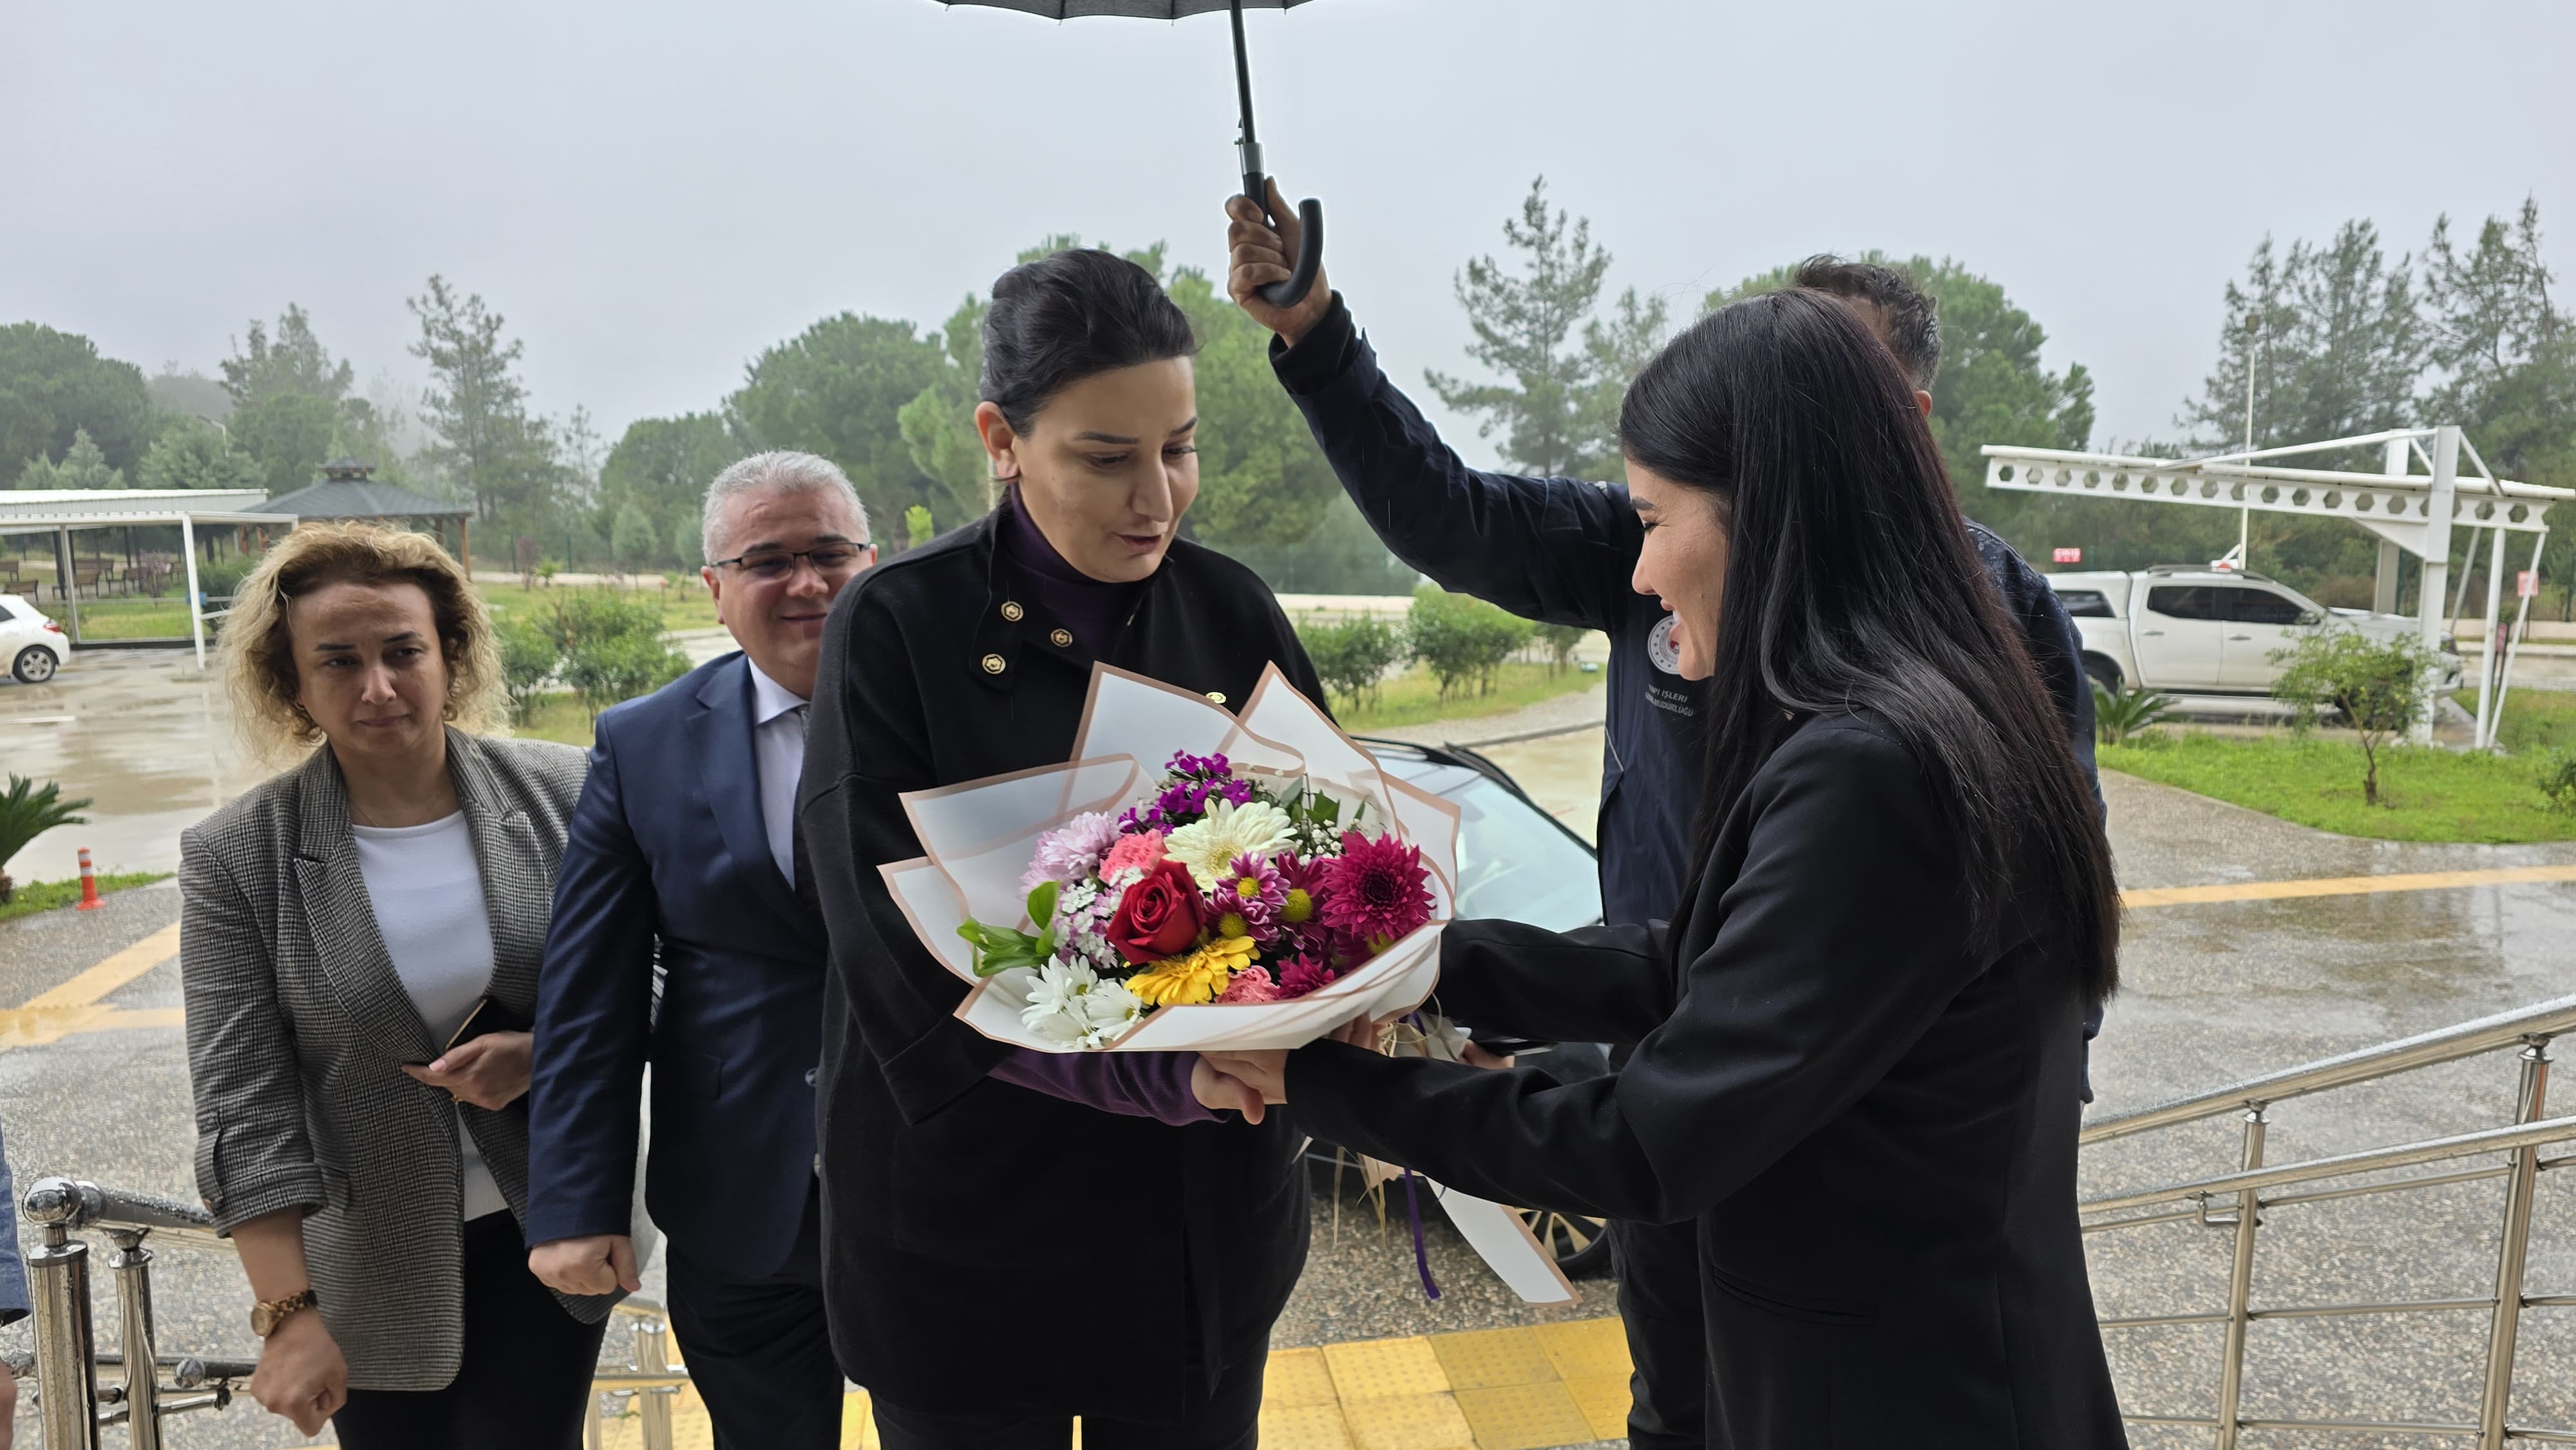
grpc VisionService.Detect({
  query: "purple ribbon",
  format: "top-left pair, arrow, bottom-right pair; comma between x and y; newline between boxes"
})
1399,1168 -> 1442,1301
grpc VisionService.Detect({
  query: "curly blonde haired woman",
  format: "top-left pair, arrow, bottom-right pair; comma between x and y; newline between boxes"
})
181,522 -> 632,1449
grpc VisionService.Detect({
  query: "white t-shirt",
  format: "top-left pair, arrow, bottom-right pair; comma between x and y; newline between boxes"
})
350,812 -> 508,1221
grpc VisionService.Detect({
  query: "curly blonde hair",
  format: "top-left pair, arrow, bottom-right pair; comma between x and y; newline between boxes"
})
222,522 -> 506,763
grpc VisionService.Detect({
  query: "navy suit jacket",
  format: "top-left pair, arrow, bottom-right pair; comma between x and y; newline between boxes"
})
527,652 -> 827,1279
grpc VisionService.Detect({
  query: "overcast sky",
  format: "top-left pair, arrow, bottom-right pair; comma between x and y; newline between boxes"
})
6,0 -> 2571,467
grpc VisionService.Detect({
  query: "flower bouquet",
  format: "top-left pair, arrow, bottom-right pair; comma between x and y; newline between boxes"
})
878,663 -> 1461,1054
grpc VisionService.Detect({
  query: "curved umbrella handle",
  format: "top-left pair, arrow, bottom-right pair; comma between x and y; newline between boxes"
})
1243,168 -> 1323,309
1261,196 -> 1324,308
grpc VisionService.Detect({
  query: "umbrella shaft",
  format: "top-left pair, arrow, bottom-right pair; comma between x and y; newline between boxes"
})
1229,0 -> 1258,149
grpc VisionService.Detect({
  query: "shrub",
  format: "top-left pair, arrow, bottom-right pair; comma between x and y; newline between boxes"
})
1406,587 -> 1533,702
2270,629 -> 2435,806
0,775 -> 91,904
2541,751 -> 2576,816
2092,681 -> 2179,747
1299,614 -> 1405,715
542,593 -> 690,719
905,505 -> 936,551
496,619 -> 560,723
193,554 -> 257,601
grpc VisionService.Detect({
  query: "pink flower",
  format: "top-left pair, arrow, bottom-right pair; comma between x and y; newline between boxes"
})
1099,829 -> 1168,884
1215,966 -> 1282,1004
1317,833 -> 1434,956
1276,954 -> 1338,999
1021,811 -> 1122,890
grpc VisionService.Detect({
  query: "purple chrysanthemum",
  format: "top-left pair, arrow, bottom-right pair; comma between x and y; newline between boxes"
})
1276,954 -> 1338,999
1316,833 -> 1434,956
1213,852 -> 1287,945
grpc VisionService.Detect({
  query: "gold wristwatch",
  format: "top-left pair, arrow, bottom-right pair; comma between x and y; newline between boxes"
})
251,1288 -> 319,1338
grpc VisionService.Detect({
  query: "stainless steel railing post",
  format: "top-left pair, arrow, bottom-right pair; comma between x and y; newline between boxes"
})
2476,1037 -> 2551,1450
2213,1106 -> 2267,1450
24,1217 -> 101,1450
104,1230 -> 162,1450
635,1319 -> 676,1450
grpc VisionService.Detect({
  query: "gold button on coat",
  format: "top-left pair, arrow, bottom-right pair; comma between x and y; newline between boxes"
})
1050,628 -> 1074,648
981,654 -> 1007,675
999,601 -> 1025,623
1205,691 -> 1227,705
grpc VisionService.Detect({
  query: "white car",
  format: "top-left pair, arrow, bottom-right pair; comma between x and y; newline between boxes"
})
0,593 -> 69,683
2045,567 -> 2464,697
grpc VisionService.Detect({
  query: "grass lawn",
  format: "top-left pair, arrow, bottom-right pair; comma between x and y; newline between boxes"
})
478,583 -> 719,634
509,693 -> 600,749
2467,687 -> 2576,757
1335,661 -> 1602,734
57,598 -> 195,640
2102,731 -> 2575,843
0,871 -> 172,924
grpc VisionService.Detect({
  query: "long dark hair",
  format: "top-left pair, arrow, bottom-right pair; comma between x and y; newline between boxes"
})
1621,288 -> 2119,1001
981,248 -> 1197,433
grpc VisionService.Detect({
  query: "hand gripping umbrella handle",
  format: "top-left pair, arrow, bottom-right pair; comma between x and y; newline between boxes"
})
1244,167 -> 1324,309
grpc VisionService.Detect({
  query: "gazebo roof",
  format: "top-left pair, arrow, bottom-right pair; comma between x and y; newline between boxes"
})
250,471 -> 470,521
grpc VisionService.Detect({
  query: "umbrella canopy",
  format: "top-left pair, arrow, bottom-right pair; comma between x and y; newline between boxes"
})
934,0 -> 1325,305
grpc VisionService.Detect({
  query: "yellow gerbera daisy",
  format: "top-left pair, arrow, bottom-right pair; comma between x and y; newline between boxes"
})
1126,936 -> 1258,1006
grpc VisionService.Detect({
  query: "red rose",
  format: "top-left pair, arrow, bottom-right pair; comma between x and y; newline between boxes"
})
1107,859 -> 1208,965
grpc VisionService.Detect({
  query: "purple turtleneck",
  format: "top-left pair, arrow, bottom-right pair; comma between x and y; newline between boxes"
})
984,492 -> 1213,1126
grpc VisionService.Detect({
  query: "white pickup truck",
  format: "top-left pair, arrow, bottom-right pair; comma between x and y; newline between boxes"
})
2043,567 -> 2463,697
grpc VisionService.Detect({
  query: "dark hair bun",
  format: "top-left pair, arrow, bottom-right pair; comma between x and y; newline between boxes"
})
980,249 -> 1198,431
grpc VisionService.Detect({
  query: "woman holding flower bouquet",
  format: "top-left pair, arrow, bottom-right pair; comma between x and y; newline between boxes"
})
1206,290 -> 2131,1448
799,247 -> 1329,1449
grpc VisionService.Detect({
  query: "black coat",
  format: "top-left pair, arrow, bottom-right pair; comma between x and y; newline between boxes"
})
799,511 -> 1323,1421
1285,711 -> 2127,1449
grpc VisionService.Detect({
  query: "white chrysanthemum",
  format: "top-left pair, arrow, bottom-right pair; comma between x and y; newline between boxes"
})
1164,799 -> 1298,889
1019,957 -> 1146,1048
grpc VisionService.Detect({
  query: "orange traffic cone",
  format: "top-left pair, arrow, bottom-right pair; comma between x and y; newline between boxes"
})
75,848 -> 104,910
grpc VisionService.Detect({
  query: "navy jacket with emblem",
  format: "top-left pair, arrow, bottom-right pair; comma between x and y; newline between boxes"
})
797,510 -> 1323,1421
1269,296 -> 2098,930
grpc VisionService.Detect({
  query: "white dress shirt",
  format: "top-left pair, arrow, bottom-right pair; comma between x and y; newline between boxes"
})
349,812 -> 509,1221
746,660 -> 809,887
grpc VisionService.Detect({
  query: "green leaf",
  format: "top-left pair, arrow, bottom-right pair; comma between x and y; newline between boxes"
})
1026,880 -> 1059,929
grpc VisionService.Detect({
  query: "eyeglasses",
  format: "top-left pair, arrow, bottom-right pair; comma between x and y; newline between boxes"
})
710,543 -> 873,581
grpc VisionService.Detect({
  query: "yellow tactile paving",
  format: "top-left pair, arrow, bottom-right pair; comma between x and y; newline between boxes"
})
2122,862 -> 2576,907
1452,1382 -> 1596,1450
637,1320 -> 1632,1450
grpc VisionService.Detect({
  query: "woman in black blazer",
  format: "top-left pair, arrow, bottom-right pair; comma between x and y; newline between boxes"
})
1209,290 -> 2131,1449
800,249 -> 1325,1450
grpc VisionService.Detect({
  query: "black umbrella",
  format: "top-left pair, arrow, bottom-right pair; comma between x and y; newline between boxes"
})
932,0 -> 1325,306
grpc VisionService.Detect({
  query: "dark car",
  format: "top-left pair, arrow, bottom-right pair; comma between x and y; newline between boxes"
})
1337,737 -> 1615,1277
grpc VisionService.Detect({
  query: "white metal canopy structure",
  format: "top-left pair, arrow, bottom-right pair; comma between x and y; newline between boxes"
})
1982,426 -> 2571,748
0,489 -> 274,667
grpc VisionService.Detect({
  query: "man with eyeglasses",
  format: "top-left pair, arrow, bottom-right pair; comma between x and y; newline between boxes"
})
526,451 -> 875,1449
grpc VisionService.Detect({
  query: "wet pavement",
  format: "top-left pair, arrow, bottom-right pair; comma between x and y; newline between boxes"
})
4,659 -> 2575,1445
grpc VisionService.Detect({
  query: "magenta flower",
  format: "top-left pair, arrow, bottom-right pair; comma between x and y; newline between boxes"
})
1317,832 -> 1434,956
1213,852 -> 1287,945
1276,954 -> 1338,999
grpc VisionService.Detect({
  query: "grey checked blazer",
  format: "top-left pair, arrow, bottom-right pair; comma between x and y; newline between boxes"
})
180,729 -> 634,1391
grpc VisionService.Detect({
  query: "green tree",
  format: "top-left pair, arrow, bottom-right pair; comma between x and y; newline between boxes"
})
1298,614 -> 1405,714
1407,586 -> 1533,701
611,502 -> 661,574
672,506 -> 705,570
897,295 -> 994,530
2182,223 -> 2423,455
600,412 -> 741,558
1166,264 -> 1343,547
229,390 -> 344,493
904,504 -> 935,551
409,275 -> 558,525
1427,177 -> 1631,478
17,428 -> 125,490
221,305 -> 355,407
0,323 -> 156,478
1533,621 -> 1587,676
730,313 -> 943,534
138,419 -> 263,491
542,593 -> 688,719
2270,629 -> 2434,806
495,619 -> 560,722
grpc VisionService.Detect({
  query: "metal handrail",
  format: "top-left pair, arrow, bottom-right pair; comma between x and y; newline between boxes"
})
2079,1004 -> 2565,1449
2083,993 -> 2576,1143
18,1176 -> 692,1450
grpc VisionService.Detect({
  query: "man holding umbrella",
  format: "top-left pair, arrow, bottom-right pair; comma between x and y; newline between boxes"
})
1225,185 -> 2100,1450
